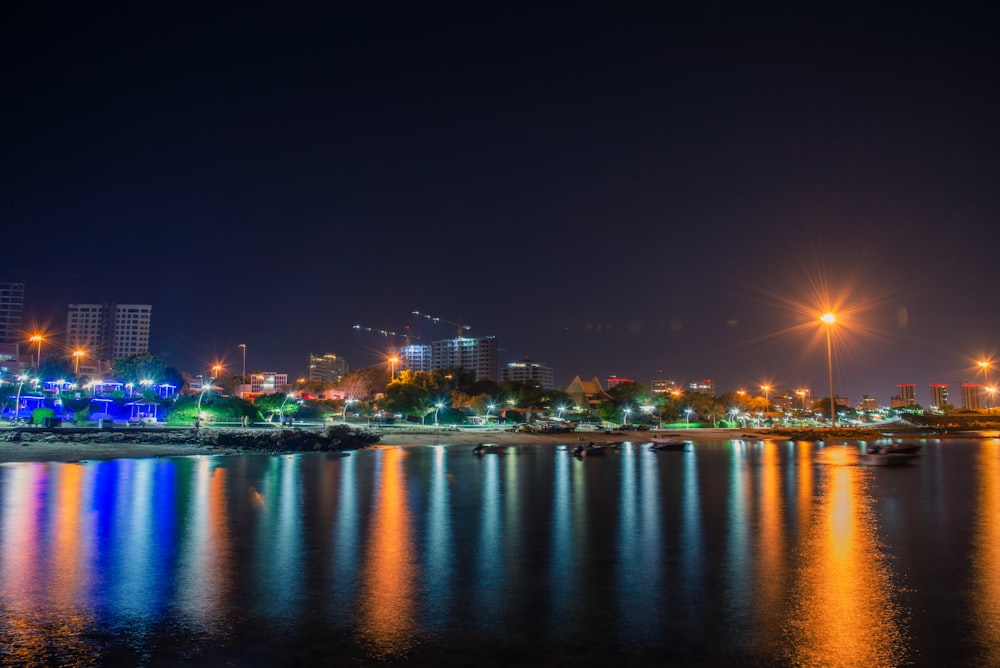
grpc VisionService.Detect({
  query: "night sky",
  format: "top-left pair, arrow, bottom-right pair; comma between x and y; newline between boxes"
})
4,3 -> 999,404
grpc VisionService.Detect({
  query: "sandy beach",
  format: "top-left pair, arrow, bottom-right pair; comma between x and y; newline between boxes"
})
0,426 -> 761,464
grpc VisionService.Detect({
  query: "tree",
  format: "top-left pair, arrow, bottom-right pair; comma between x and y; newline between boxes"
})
704,402 -> 725,428
111,353 -> 182,388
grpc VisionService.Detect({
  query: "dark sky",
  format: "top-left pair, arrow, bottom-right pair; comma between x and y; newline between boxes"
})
4,3 -> 999,404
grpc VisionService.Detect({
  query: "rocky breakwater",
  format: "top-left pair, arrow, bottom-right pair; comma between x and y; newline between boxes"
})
2,424 -> 382,454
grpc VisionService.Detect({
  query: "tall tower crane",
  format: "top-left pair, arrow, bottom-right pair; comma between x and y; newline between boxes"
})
412,311 -> 472,338
352,324 -> 419,347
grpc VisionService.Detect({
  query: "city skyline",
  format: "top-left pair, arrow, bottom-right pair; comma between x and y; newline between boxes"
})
5,284 -> 1000,408
4,5 -> 999,403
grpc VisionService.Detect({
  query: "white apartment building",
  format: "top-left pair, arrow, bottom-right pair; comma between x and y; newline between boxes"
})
66,303 -> 152,368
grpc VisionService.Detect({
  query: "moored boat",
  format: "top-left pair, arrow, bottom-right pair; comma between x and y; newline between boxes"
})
649,438 -> 690,452
859,452 -> 919,466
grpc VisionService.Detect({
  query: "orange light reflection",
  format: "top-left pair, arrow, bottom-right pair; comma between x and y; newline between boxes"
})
360,447 -> 417,658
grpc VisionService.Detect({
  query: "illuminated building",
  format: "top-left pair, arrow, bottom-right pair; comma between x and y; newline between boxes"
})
962,383 -> 981,410
606,375 -> 634,388
929,383 -> 949,409
65,303 -> 152,369
251,372 -> 289,394
860,394 -> 879,411
504,359 -> 554,389
689,379 -> 715,395
0,282 -> 25,344
565,375 -> 611,410
400,336 -> 498,382
650,378 -> 681,394
896,383 -> 916,407
309,353 -> 349,384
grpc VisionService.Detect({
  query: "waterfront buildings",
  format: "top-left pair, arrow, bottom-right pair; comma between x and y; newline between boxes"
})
503,359 -> 554,389
650,378 -> 681,394
929,383 -> 949,409
689,379 -> 714,395
565,375 -> 611,410
401,336 -> 498,382
65,303 -> 152,371
893,383 -> 917,408
606,375 -> 634,389
962,383 -> 980,410
308,353 -> 349,384
0,282 -> 25,345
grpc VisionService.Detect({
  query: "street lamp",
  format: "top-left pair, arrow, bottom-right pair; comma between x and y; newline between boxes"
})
684,407 -> 694,427
987,386 -> 997,413
760,384 -> 771,404
388,356 -> 399,380
72,349 -> 86,374
623,407 -> 631,425
212,364 -> 223,379
978,361 -> 992,409
239,343 -> 247,379
29,334 -> 43,367
343,398 -> 355,424
796,389 -> 808,411
13,375 -> 27,423
434,402 -> 444,426
820,312 -> 837,427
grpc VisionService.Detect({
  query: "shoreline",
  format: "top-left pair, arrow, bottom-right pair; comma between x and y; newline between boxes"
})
0,424 -> 946,464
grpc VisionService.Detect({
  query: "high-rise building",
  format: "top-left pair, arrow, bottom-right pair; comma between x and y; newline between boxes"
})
0,282 -> 25,344
401,336 -> 498,382
650,378 -> 681,394
897,383 -> 916,407
503,359 -> 554,389
66,303 -> 152,368
929,383 -> 949,409
689,379 -> 714,395
308,353 -> 348,384
606,375 -> 634,389
962,383 -> 981,410
860,395 -> 879,411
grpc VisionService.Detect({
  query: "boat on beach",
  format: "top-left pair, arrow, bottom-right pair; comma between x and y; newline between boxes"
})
472,443 -> 507,455
649,438 -> 690,452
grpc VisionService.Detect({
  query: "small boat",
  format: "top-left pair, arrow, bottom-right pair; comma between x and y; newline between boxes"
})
859,452 -> 918,466
472,443 -> 506,455
876,442 -> 921,455
649,438 -> 690,452
571,442 -> 618,457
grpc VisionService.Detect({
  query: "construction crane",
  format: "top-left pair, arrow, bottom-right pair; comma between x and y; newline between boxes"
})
352,324 -> 419,347
412,310 -> 472,338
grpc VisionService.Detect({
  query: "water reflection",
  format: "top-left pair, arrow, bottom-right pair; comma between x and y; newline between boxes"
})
5,440 -> 996,665
786,446 -> 908,667
359,447 -> 416,657
970,444 -> 1000,665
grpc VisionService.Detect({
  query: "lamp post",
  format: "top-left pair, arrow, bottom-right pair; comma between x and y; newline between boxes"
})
343,398 -> 355,424
388,356 -> 398,380
987,386 -> 997,413
796,389 -> 807,411
486,402 -> 496,422
212,364 -> 223,380
72,349 -> 85,374
29,334 -> 43,368
684,407 -> 693,427
434,402 -> 444,426
239,343 -> 247,379
13,375 -> 27,423
760,384 -> 771,404
623,407 -> 631,426
820,312 -> 837,427
978,361 -> 992,409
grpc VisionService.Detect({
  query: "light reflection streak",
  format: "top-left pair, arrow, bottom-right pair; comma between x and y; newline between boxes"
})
475,452 -> 502,619
617,442 -> 664,641
679,445 -> 700,599
252,456 -> 304,622
785,448 -> 907,667
332,453 -> 359,616
726,442 -> 752,626
359,447 -> 417,657
750,440 -> 786,656
176,458 -> 233,632
970,445 -> 1000,665
549,448 -> 575,632
423,445 -> 452,630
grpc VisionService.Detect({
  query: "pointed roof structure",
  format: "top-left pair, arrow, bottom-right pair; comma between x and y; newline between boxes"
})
565,375 -> 611,409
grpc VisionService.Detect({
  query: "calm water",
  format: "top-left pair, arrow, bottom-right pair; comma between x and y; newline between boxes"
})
1,438 -> 998,667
